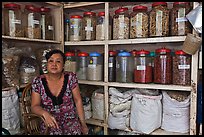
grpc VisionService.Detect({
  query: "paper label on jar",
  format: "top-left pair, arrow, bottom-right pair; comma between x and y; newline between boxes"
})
48,25 -> 54,30
33,19 -> 40,25
25,68 -> 35,73
137,65 -> 146,70
9,10 -> 15,36
109,63 -> 113,68
12,19 -> 21,24
88,64 -> 96,68
85,26 -> 93,31
156,10 -> 163,36
178,65 -> 190,69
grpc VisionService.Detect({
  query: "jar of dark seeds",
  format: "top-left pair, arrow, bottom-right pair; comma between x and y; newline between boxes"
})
173,50 -> 191,86
4,3 -> 24,37
108,51 -> 117,82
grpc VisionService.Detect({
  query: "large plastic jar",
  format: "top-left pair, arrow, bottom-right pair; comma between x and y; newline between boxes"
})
149,2 -> 169,37
64,52 -> 77,73
130,5 -> 149,38
2,8 -> 5,35
172,50 -> 191,86
113,7 -> 130,40
4,3 -> 24,37
116,52 -> 133,83
40,7 -> 54,40
108,51 -> 117,82
82,12 -> 96,41
170,2 -> 192,36
134,49 -> 152,83
76,52 -> 89,80
69,15 -> 82,41
24,5 -> 41,39
87,52 -> 103,81
154,47 -> 172,84
64,19 -> 69,41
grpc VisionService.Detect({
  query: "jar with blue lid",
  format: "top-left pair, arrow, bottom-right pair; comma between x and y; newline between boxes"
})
116,51 -> 134,83
87,52 -> 103,81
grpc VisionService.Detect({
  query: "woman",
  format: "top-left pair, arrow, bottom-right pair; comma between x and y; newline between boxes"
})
31,49 -> 89,135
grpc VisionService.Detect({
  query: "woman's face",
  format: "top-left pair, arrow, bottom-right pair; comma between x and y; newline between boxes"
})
47,53 -> 64,74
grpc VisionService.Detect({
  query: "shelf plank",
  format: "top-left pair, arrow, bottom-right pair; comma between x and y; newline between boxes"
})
63,2 -> 104,8
78,80 -> 106,86
86,118 -> 106,126
2,36 -> 61,44
65,40 -> 105,46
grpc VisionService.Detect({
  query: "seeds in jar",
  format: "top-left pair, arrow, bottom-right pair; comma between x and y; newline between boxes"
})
113,16 -> 129,39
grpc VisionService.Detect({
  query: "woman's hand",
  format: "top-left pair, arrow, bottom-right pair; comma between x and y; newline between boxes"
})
42,111 -> 59,129
81,123 -> 89,135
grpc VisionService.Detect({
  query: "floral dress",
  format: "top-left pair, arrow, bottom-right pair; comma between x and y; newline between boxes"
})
31,72 -> 82,135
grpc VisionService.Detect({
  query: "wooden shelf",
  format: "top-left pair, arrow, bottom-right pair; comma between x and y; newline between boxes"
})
65,40 -> 105,46
63,2 -> 104,8
78,80 -> 106,86
86,118 -> 106,127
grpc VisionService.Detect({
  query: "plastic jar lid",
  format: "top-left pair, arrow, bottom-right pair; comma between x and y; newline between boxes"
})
4,3 -> 21,9
173,2 -> 190,6
65,19 -> 69,23
98,12 -> 105,16
137,49 -> 150,55
175,50 -> 188,55
115,7 -> 128,14
118,52 -> 131,57
65,52 -> 75,56
83,11 -> 96,16
109,51 -> 117,56
156,47 -> 171,53
133,5 -> 148,11
130,50 -> 137,56
40,7 -> 50,12
149,51 -> 155,57
89,52 -> 101,57
70,15 -> 82,19
25,5 -> 40,12
152,2 -> 167,7
78,52 -> 89,57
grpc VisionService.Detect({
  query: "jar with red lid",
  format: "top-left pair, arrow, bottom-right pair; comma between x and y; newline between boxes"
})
154,47 -> 172,84
69,15 -> 82,41
173,50 -> 191,85
130,50 -> 138,70
76,52 -> 89,80
108,51 -> 117,82
134,49 -> 152,83
40,7 -> 54,40
113,7 -> 130,40
82,11 -> 96,41
64,52 -> 76,73
170,2 -> 192,36
2,7 -> 5,35
4,3 -> 24,37
23,5 -> 41,39
130,5 -> 149,38
149,2 -> 169,37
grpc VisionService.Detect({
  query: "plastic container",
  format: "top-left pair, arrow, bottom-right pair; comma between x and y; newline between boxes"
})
2,8 -> 5,35
154,47 -> 172,84
170,2 -> 192,36
130,5 -> 149,38
116,52 -> 133,83
149,2 -> 169,37
4,3 -> 24,37
113,7 -> 130,40
134,49 -> 152,83
87,52 -> 103,81
172,50 -> 191,85
69,15 -> 82,41
65,19 -> 69,41
82,12 -> 96,41
76,52 -> 89,80
40,7 -> 54,40
108,51 -> 117,82
24,5 -> 41,39
64,52 -> 77,73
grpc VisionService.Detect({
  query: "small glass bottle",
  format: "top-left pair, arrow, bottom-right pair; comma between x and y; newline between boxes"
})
65,19 -> 69,41
76,52 -> 89,80
64,52 -> 77,73
173,50 -> 191,85
4,3 -> 24,37
96,12 -> 105,40
69,15 -> 82,41
108,51 -> 117,82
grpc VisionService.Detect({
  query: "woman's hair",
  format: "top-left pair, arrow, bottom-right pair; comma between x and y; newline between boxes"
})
45,49 -> 66,64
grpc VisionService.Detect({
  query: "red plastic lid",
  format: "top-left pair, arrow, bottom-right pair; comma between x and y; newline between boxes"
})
109,51 -> 117,56
70,15 -> 82,19
78,52 -> 89,57
115,7 -> 128,14
40,7 -> 50,12
4,3 -> 21,9
173,2 -> 190,6
175,50 -> 188,55
152,2 -> 167,7
25,5 -> 40,12
156,47 -> 171,53
98,12 -> 105,16
65,52 -> 75,56
83,11 -> 96,16
133,5 -> 148,11
130,50 -> 137,56
137,49 -> 150,55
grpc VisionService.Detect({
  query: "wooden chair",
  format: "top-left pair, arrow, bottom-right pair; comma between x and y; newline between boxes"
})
21,83 -> 48,135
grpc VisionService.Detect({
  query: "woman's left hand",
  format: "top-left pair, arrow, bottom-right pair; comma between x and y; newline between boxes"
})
81,123 -> 89,135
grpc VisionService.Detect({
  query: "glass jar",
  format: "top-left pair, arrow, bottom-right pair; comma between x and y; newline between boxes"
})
116,52 -> 134,83
76,52 -> 89,80
170,2 -> 192,36
64,52 -> 77,73
130,50 -> 138,70
108,51 -> 117,82
149,2 -> 169,37
149,51 -> 155,81
4,3 -> 24,37
173,50 -> 191,85
113,7 -> 130,40
65,19 -> 69,41
69,15 -> 82,41
40,7 -> 54,40
2,8 -> 5,35
130,5 -> 149,38
154,47 -> 172,84
87,52 -> 103,81
82,12 -> 96,41
134,49 -> 152,83
24,5 -> 41,39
